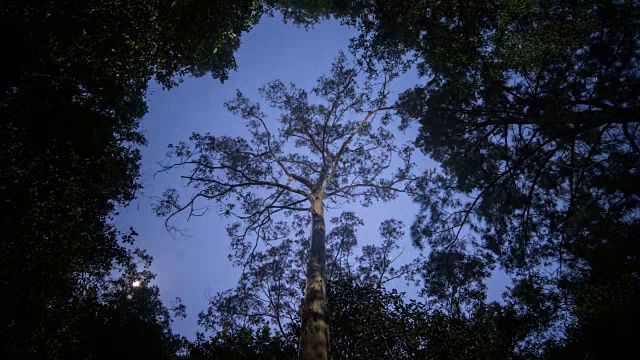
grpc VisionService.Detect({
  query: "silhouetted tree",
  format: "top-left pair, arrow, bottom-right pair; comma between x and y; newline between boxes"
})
156,53 -> 417,359
236,2 -> 639,357
1,0 -> 263,356
318,0 -> 640,272
187,325 -> 295,360
58,247 -> 188,360
420,245 -> 494,318
194,209 -> 559,360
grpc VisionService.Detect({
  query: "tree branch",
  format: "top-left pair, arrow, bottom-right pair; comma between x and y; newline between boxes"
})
321,106 -> 396,194
252,111 -> 314,190
325,176 -> 417,197
181,175 -> 310,198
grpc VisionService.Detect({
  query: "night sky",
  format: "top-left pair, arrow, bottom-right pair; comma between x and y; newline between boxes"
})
113,15 -> 509,338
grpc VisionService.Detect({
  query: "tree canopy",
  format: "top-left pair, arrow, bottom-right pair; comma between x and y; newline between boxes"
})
2,0 -> 638,359
1,0 -> 262,355
273,0 -> 640,357
155,52 -> 417,359
193,208 -> 564,360
277,0 -> 639,267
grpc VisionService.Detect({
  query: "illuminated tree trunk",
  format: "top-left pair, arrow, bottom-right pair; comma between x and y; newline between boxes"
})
298,195 -> 329,360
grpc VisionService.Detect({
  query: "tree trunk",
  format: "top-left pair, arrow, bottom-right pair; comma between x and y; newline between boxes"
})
298,196 -> 329,360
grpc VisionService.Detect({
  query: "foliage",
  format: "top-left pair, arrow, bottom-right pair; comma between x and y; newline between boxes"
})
420,246 -> 494,318
187,326 -> 295,360
542,221 -> 640,359
264,0 -> 365,28
335,281 -> 518,360
196,212 -> 419,354
0,0 -> 262,356
63,248 -> 188,360
195,210 -> 563,359
327,280 -> 431,359
340,0 -> 640,273
275,1 -> 640,357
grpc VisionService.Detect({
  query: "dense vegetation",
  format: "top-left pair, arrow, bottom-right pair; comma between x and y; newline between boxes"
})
1,0 -> 637,359
0,0 -> 261,356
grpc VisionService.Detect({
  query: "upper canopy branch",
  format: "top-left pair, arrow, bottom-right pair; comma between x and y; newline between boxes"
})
249,107 -> 315,190
157,52 -> 418,263
181,174 -> 310,199
325,176 -> 419,197
321,105 -> 396,194
159,153 -> 311,199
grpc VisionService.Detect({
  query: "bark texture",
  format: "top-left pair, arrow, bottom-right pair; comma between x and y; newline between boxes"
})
298,196 -> 329,360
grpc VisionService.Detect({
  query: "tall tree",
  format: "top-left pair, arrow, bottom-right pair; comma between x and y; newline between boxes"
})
155,53 -> 417,359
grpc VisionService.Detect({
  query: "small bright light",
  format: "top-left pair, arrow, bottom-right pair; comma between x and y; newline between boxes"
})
132,280 -> 141,287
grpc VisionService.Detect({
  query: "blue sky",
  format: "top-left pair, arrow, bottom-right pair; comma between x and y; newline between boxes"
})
114,14 -> 509,338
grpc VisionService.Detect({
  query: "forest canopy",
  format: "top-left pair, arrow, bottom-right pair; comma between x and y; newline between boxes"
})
1,0 -> 637,359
